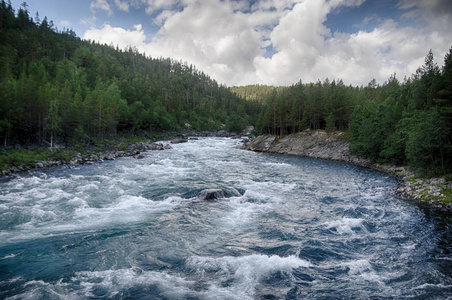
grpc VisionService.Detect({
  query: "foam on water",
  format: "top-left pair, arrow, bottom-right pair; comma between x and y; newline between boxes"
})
71,268 -> 196,299
185,254 -> 312,299
0,193 -> 189,245
339,259 -> 373,275
29,208 -> 58,223
67,197 -> 88,209
75,183 -> 99,192
6,267 -> 258,300
324,217 -> 367,235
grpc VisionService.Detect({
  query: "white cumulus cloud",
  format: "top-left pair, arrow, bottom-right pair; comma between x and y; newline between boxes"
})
83,23 -> 147,52
82,0 -> 452,86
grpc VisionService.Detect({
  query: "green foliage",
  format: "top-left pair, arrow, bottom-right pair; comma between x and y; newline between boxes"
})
245,79 -> 359,136
325,112 -> 335,133
349,49 -> 452,176
349,103 -> 380,159
0,150 -> 37,170
441,188 -> 452,204
405,109 -> 452,176
226,114 -> 247,133
230,84 -> 284,103
0,2 -> 261,147
380,123 -> 408,165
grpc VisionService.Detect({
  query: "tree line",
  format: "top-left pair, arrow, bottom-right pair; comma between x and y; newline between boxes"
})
350,50 -> 452,177
0,1 -> 263,148
234,49 -> 452,177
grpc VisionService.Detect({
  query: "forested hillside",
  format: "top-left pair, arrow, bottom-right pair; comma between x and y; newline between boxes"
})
0,1 -> 262,148
238,75 -> 402,136
233,49 -> 452,177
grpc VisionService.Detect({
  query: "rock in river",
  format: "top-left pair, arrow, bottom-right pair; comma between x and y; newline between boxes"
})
198,189 -> 227,200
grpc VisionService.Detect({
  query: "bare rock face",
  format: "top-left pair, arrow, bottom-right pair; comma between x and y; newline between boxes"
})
247,135 -> 277,152
245,130 -> 371,166
198,189 -> 227,201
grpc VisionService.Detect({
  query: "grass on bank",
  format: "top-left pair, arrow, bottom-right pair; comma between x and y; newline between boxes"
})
0,148 -> 76,171
442,188 -> 452,204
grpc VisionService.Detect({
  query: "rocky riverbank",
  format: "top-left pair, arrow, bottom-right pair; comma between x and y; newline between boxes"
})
0,141 -> 173,176
244,130 -> 452,210
0,130 -> 247,177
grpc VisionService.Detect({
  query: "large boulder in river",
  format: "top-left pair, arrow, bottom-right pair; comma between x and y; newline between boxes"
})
198,189 -> 227,201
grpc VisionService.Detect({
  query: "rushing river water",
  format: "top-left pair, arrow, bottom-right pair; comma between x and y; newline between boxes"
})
1,138 -> 452,299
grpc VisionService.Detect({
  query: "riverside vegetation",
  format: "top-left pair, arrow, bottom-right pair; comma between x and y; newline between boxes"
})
1,3 -> 451,207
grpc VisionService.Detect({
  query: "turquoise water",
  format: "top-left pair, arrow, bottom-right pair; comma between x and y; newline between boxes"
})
1,138 -> 451,299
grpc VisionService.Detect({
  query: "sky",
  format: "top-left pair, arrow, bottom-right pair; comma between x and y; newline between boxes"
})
11,0 -> 452,87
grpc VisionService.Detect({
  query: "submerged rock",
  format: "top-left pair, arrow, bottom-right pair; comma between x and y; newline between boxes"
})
197,189 -> 227,201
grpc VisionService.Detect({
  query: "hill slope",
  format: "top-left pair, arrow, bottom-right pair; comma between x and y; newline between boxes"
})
0,1 -> 262,147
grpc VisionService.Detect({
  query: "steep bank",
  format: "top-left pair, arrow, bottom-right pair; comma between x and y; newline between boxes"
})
245,130 -> 452,209
246,130 -> 370,165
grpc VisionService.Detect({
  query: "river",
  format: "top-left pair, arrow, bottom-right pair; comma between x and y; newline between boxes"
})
1,138 -> 451,299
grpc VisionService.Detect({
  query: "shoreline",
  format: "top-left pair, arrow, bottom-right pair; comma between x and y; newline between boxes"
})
0,140 -> 173,177
0,131 -> 242,177
243,131 -> 452,211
